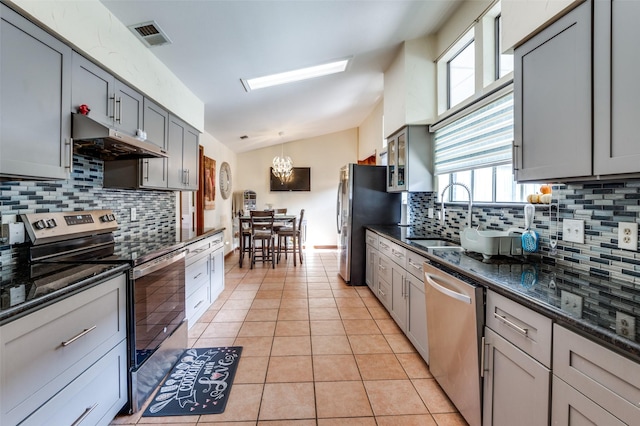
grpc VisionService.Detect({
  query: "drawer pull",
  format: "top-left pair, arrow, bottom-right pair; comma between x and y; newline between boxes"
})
392,249 -> 404,258
408,259 -> 422,270
193,272 -> 203,280
194,300 -> 205,310
494,312 -> 529,336
71,403 -> 98,426
62,325 -> 97,347
378,288 -> 386,297
378,264 -> 386,271
380,242 -> 389,249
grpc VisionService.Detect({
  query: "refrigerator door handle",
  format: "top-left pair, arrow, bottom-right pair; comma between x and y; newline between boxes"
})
336,181 -> 343,234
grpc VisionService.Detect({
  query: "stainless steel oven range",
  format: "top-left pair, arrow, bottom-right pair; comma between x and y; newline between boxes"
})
21,209 -> 188,414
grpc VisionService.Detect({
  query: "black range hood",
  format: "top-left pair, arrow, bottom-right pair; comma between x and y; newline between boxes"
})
72,113 -> 168,160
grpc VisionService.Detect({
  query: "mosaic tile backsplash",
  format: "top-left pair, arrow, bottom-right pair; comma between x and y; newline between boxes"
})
0,155 -> 176,266
409,182 -> 640,331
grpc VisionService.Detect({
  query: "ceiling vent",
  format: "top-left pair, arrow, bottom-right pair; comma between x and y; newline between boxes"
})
129,21 -> 172,48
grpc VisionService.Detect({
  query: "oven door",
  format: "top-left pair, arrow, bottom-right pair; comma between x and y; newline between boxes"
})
130,248 -> 187,368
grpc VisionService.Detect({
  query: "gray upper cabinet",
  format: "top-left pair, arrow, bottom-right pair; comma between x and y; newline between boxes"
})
593,0 -> 640,175
0,4 -> 72,180
386,125 -> 433,192
513,0 -> 592,182
168,114 -> 199,190
141,98 -> 169,188
72,52 -> 143,137
103,98 -> 169,189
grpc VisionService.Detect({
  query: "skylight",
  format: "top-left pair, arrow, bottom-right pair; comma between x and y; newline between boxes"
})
241,59 -> 349,92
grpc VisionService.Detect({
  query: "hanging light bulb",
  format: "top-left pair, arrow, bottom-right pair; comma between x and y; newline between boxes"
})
272,135 -> 293,184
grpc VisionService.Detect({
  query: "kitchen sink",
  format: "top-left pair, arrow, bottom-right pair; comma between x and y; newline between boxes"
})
409,239 -> 463,250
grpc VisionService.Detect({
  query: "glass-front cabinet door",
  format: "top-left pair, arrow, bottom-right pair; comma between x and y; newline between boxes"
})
387,136 -> 397,191
397,132 -> 406,190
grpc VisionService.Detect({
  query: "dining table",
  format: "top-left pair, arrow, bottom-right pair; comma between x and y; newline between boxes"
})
238,213 -> 298,267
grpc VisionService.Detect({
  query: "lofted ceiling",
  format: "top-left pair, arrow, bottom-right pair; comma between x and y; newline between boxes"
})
100,0 -> 463,153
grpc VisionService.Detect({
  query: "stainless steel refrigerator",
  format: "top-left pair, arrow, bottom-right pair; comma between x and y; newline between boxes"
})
337,164 -> 401,285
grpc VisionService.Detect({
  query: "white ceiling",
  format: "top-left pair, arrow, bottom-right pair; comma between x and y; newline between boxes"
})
100,0 -> 463,153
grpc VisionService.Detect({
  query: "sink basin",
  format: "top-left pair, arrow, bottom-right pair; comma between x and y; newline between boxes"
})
460,228 -> 523,259
409,239 -> 461,250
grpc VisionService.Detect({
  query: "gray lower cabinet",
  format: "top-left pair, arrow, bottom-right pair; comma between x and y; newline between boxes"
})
551,324 -> 640,425
72,52 -> 143,137
483,290 -> 553,426
593,0 -> 640,175
483,327 -> 550,426
365,230 -> 378,293
405,271 -> 428,362
513,0 -> 592,181
367,234 -> 429,363
210,236 -> 225,303
0,273 -> 127,426
168,114 -> 199,190
185,232 -> 225,327
0,4 -> 72,180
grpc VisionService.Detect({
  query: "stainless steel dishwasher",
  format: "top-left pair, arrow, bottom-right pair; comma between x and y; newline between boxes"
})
424,260 -> 484,426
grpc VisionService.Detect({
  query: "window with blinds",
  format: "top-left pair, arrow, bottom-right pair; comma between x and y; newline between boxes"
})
433,91 -> 513,175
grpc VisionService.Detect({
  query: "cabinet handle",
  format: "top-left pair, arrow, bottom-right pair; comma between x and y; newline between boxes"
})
480,336 -> 487,378
380,242 -> 389,249
65,138 -> 73,170
116,96 -> 122,123
378,288 -> 386,297
378,264 -> 386,271
408,259 -> 421,270
392,249 -> 403,258
493,312 -> 529,336
71,403 -> 98,426
110,96 -> 116,119
61,325 -> 97,347
143,159 -> 149,181
193,272 -> 203,280
194,300 -> 204,310
512,143 -> 519,171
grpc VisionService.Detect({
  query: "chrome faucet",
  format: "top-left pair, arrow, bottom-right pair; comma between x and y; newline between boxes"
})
440,182 -> 473,228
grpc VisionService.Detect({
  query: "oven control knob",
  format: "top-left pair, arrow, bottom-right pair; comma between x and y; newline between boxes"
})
108,214 -> 116,221
100,214 -> 110,222
45,219 -> 57,228
34,220 -> 46,230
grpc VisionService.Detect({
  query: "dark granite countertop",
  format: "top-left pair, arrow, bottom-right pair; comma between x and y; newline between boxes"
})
179,227 -> 225,245
0,227 -> 225,325
367,225 -> 640,362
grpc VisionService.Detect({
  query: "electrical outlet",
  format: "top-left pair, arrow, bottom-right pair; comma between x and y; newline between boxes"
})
561,290 -> 583,318
428,208 -> 434,219
562,219 -> 584,244
131,207 -> 138,222
616,312 -> 636,339
617,222 -> 638,251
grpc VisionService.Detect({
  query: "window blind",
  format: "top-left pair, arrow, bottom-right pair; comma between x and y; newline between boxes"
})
433,91 -> 513,175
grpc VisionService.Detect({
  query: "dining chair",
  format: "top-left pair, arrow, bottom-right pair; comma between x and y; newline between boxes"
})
239,221 -> 252,268
250,210 -> 276,269
277,209 -> 304,266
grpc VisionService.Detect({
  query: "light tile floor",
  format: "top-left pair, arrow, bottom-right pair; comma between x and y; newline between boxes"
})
111,249 -> 467,425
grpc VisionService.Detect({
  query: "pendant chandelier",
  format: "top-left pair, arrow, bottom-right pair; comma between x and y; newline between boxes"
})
272,141 -> 293,184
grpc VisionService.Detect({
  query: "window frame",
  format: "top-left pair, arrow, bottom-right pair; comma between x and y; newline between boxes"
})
446,38 -> 476,110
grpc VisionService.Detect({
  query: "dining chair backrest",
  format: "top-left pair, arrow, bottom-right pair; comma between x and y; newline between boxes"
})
250,210 -> 275,234
297,209 -> 305,231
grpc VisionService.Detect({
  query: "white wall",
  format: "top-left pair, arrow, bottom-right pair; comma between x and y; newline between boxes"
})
236,129 -> 358,247
198,132 -> 238,255
358,99 -> 384,164
8,0 -> 204,130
